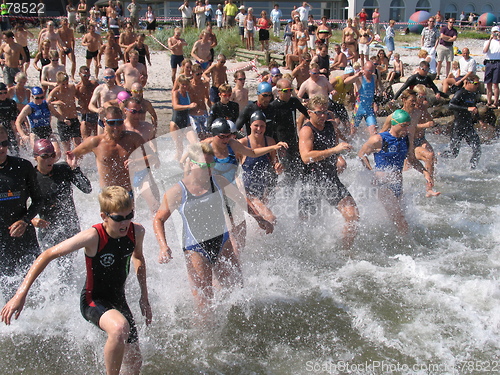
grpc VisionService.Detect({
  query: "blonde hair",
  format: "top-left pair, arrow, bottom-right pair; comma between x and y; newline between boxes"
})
177,74 -> 190,84
218,83 -> 232,94
56,71 -> 69,83
187,142 -> 214,161
307,94 -> 328,110
99,186 -> 133,214
418,49 -> 428,58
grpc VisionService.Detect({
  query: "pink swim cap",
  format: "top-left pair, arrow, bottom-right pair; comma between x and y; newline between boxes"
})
117,90 -> 131,103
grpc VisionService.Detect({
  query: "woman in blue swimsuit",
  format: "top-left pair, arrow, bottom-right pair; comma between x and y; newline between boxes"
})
154,143 -> 274,320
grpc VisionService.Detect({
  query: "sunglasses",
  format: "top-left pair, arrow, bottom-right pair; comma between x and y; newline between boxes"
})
0,139 -> 9,147
81,73 -> 91,77
38,152 -> 56,159
280,88 -> 292,93
220,93 -> 231,97
468,81 -> 480,85
236,78 -> 246,81
217,134 -> 232,139
105,211 -> 134,222
310,71 -> 319,75
261,93 -> 273,98
131,89 -> 143,93
190,159 -> 216,169
34,96 -> 45,99
125,108 -> 140,114
309,110 -> 328,116
104,75 -> 115,79
106,119 -> 124,126
195,72 -> 203,76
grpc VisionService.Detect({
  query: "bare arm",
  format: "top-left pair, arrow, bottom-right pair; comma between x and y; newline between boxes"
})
357,134 -> 382,170
228,137 -> 287,158
299,125 -> 352,163
154,185 -> 182,263
15,105 -> 32,139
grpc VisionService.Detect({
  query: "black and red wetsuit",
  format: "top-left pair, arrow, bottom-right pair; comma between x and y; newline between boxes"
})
80,223 -> 138,343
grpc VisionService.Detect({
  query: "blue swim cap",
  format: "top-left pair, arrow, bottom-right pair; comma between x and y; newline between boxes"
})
250,110 -> 266,124
257,82 -> 272,95
31,87 -> 44,96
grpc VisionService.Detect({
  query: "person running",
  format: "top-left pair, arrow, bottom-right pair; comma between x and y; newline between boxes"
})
40,50 -> 66,92
440,74 -> 482,169
238,111 -> 280,224
188,63 -> 211,140
298,94 -> 358,249
191,30 -> 212,70
58,18 -> 77,80
352,61 -> 378,136
329,66 -> 357,138
115,50 -> 148,91
0,82 -> 20,155
358,109 -> 431,234
230,70 -> 248,115
1,186 -> 152,375
0,125 -> 42,283
203,54 -> 227,104
269,78 -> 309,186
67,106 -> 144,191
47,71 -> 82,154
168,27 -> 188,85
33,39 -> 52,82
125,34 -> 151,68
8,72 -> 30,113
207,83 -> 239,127
393,61 -> 445,101
1,31 -> 27,88
99,31 -> 124,72
130,82 -> 158,132
31,138 -> 92,249
16,87 -> 56,150
236,81 -> 275,136
154,142 -> 272,321
82,23 -> 103,79
13,23 -> 34,74
76,66 -> 99,138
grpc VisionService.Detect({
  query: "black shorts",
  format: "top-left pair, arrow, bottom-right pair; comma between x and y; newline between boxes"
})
170,54 -> 184,69
57,118 -> 82,142
63,47 -> 73,55
259,29 -> 270,41
80,290 -> 138,343
86,49 -> 98,59
81,112 -> 99,123
32,125 -> 52,139
171,110 -> 190,129
484,60 -> 500,84
0,225 -> 39,277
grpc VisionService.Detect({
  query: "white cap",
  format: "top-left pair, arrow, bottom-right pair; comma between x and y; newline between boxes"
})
239,5 -> 245,10
492,26 -> 500,32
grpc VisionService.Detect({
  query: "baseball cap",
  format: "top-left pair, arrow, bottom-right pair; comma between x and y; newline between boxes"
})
33,139 -> 55,156
492,26 -> 500,33
239,5 -> 245,10
344,66 -> 355,74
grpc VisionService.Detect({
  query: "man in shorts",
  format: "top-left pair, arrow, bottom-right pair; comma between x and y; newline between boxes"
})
47,71 -> 82,153
1,186 -> 152,375
0,31 -> 27,87
436,18 -> 457,79
58,18 -> 77,80
168,28 -> 188,85
82,23 -> 103,79
76,66 -> 99,138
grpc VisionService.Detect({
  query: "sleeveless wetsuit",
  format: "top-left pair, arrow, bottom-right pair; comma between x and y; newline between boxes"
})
134,45 -> 147,65
241,137 -> 276,199
213,144 -> 238,183
374,131 -> 409,197
354,76 -> 377,127
299,120 -> 351,216
80,223 -> 138,343
28,100 -> 52,139
178,177 -> 229,263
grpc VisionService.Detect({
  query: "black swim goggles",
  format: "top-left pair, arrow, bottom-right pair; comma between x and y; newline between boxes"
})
105,211 -> 134,222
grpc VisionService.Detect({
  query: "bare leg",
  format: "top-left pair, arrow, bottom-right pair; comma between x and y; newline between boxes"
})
337,195 -> 359,249
415,143 -> 440,197
184,250 -> 214,321
120,342 -> 142,375
99,309 -> 131,375
379,187 -> 408,235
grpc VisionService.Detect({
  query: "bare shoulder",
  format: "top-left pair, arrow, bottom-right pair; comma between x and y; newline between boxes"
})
133,222 -> 145,238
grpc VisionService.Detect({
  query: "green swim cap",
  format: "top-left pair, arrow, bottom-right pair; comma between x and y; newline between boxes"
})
391,109 -> 411,126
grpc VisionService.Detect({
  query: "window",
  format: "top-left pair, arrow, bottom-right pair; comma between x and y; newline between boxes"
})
415,0 -> 431,12
363,0 -> 379,19
463,4 -> 475,14
389,0 -> 405,22
444,4 -> 457,20
481,4 -> 493,13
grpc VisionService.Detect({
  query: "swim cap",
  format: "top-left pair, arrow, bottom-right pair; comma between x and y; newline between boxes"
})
250,110 -> 266,124
227,119 -> 237,133
287,19 -> 292,23
270,67 -> 281,76
391,109 -> 411,126
33,139 -> 54,156
31,86 -> 44,96
257,82 -> 272,95
0,83 -> 6,91
344,66 -> 355,74
117,90 -> 131,103
211,118 -> 232,135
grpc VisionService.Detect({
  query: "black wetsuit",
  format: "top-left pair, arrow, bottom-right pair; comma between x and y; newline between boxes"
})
35,163 -> 92,249
269,97 -> 309,183
299,120 -> 351,216
207,100 -> 239,128
80,223 -> 138,343
235,101 -> 274,136
316,54 -> 330,75
394,73 -> 445,100
441,87 -> 481,168
0,98 -> 19,155
0,156 -> 42,276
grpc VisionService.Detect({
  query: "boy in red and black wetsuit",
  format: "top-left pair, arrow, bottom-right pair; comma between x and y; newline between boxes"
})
1,186 -> 152,375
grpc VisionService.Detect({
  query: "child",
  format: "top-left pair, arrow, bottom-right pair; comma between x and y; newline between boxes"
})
387,52 -> 404,84
448,60 -> 460,79
208,83 -> 239,127
1,186 -> 152,375
230,70 -> 249,114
